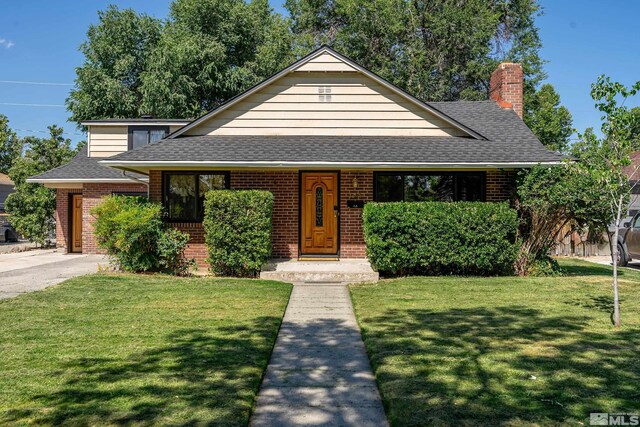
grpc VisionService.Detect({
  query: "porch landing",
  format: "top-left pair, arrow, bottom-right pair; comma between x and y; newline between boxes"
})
259,259 -> 379,284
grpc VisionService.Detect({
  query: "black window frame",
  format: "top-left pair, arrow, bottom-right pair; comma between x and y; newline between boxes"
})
162,171 -> 230,223
127,125 -> 170,150
111,191 -> 148,198
373,171 -> 486,202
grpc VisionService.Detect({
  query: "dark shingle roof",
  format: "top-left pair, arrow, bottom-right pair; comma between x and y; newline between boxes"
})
28,146 -> 147,182
104,101 -> 562,165
103,135 -> 561,164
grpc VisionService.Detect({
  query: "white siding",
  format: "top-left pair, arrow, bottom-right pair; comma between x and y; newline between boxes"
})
88,124 -> 185,157
88,126 -> 128,157
185,71 -> 467,137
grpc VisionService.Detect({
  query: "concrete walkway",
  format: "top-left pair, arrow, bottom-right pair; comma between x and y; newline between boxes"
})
251,283 -> 388,427
0,250 -> 106,300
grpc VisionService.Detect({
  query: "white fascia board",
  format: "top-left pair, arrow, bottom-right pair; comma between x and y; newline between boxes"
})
81,121 -> 190,126
26,178 -> 149,184
100,160 -> 563,169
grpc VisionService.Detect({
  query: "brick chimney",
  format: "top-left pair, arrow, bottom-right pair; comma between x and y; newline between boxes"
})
489,62 -> 523,118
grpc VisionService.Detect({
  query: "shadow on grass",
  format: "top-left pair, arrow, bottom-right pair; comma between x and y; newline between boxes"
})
361,306 -> 640,426
1,318 -> 280,426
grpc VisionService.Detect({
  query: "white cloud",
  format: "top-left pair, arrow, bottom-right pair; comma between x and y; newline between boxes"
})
0,38 -> 15,49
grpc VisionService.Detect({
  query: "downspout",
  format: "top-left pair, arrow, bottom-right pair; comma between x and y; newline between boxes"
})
121,170 -> 149,186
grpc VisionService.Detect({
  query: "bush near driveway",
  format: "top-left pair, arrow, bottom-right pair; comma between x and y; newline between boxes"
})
363,201 -> 519,276
0,274 -> 292,426
350,259 -> 640,426
92,195 -> 192,275
203,190 -> 274,277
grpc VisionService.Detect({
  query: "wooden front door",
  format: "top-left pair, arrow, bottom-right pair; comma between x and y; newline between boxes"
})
71,194 -> 83,253
301,172 -> 338,255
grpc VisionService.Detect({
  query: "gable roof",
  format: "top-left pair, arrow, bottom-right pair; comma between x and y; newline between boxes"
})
101,99 -> 563,171
168,46 -> 485,140
27,146 -> 147,184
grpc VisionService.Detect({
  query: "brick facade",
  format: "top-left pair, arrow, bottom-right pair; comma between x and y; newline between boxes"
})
59,168 -> 515,266
55,189 -> 81,251
82,183 -> 148,254
486,170 -> 516,202
55,183 -> 147,254
340,171 -> 373,258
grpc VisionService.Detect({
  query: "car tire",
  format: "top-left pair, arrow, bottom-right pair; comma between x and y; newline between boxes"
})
617,243 -> 628,267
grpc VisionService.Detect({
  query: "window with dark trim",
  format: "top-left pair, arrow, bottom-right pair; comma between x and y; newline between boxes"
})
162,172 -> 229,222
374,172 -> 485,202
111,191 -> 148,198
128,126 -> 170,150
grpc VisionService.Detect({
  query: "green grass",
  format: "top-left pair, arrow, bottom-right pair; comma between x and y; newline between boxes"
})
350,259 -> 640,426
0,274 -> 292,426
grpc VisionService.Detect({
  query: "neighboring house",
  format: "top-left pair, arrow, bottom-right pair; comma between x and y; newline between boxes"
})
0,173 -> 18,242
28,46 -> 562,266
624,151 -> 640,217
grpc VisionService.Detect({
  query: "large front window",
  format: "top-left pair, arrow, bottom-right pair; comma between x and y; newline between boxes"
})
374,172 -> 485,202
163,172 -> 229,221
129,126 -> 170,150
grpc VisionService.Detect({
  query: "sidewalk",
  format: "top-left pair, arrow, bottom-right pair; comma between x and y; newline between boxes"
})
251,283 -> 388,427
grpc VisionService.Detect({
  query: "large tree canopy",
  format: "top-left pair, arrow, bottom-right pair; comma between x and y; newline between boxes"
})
66,6 -> 163,123
524,83 -> 573,152
140,0 -> 293,118
5,127 -> 78,245
285,0 -> 545,103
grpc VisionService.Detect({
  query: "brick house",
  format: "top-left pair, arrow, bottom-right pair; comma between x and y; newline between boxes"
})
29,46 -> 562,266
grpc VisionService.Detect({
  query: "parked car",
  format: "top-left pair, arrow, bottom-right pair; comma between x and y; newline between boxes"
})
616,213 -> 640,266
0,216 -> 19,243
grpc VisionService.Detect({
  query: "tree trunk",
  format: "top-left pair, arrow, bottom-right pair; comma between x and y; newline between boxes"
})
612,196 -> 623,328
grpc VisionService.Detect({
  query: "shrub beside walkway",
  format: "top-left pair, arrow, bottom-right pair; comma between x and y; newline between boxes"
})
251,283 -> 388,427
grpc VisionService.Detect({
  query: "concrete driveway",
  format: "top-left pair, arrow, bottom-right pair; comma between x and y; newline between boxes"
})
0,249 -> 107,300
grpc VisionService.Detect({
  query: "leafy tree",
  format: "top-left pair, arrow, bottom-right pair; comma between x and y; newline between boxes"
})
285,0 -> 545,103
139,0 -> 293,118
524,83 -> 573,152
66,5 -> 162,123
570,76 -> 640,327
5,126 -> 77,245
515,164 -> 609,276
0,114 -> 22,175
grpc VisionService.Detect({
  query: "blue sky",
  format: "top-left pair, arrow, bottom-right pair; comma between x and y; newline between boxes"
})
0,0 -> 638,146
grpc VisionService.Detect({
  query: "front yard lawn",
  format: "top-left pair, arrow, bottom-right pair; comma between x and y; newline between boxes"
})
351,259 -> 640,426
0,274 -> 291,426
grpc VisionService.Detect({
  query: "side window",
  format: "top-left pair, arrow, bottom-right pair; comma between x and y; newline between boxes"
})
633,215 -> 640,228
128,126 -> 170,150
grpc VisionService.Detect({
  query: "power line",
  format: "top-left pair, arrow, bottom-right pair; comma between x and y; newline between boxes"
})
15,128 -> 85,137
0,80 -> 73,86
0,102 -> 65,108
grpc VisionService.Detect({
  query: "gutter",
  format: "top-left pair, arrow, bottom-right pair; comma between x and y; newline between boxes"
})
99,160 -> 564,169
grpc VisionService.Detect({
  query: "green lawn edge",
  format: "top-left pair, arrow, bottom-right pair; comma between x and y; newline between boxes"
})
350,259 -> 640,426
0,273 -> 292,426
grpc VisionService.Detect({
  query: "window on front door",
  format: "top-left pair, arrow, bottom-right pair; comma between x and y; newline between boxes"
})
128,126 -> 170,150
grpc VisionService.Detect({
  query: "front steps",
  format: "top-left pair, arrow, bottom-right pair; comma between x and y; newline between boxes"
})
259,259 -> 379,283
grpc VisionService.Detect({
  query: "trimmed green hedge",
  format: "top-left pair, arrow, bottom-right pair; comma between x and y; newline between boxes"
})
203,190 -> 274,277
363,201 -> 519,276
92,195 -> 192,275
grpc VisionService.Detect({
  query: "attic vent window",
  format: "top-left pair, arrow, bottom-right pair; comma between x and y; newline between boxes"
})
319,86 -> 332,102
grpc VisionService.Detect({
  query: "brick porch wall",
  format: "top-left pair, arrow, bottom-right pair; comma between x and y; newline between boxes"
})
340,171 -> 373,258
231,171 -> 299,258
82,183 -> 148,254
